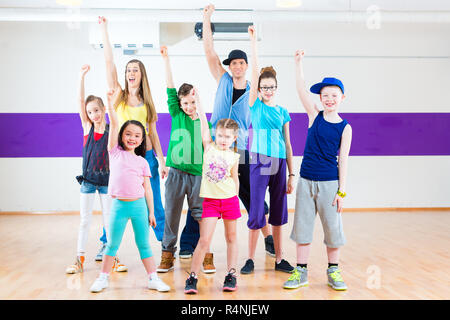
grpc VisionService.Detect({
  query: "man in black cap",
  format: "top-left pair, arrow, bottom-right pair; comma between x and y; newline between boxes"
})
200,4 -> 274,266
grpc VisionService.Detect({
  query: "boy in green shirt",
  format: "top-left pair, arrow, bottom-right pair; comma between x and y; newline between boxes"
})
157,46 -> 214,273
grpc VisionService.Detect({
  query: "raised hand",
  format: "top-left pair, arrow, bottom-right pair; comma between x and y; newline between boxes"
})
248,25 -> 256,41
203,4 -> 215,19
160,45 -> 168,58
98,16 -> 107,27
191,86 -> 200,103
294,49 -> 305,63
106,88 -> 117,107
80,64 -> 90,78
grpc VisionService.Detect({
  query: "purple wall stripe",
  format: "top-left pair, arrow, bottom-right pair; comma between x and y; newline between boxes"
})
0,113 -> 449,157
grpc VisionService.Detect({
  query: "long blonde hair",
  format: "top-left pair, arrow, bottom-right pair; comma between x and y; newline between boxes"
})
114,59 -> 158,125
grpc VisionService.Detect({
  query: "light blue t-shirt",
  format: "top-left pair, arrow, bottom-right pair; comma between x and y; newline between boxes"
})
250,98 -> 291,159
210,72 -> 251,150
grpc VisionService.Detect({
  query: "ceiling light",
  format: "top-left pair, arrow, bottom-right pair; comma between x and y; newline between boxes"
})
55,0 -> 83,6
276,0 -> 302,8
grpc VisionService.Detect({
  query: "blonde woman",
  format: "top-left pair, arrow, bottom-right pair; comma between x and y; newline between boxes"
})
99,16 -> 167,243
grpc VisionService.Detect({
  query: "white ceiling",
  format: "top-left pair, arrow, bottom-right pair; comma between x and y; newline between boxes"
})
1,0 -> 450,11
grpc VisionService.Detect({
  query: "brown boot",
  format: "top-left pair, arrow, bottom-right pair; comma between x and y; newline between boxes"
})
202,252 -> 216,273
157,251 -> 175,273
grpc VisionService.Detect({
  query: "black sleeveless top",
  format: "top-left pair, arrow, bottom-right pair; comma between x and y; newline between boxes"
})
232,87 -> 246,105
78,124 -> 110,186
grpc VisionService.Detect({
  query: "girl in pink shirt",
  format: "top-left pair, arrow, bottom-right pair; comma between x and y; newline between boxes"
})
90,89 -> 170,293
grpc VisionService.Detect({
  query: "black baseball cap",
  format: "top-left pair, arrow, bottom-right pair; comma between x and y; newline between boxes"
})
222,49 -> 248,65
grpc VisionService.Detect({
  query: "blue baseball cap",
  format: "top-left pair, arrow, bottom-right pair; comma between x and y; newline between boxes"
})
310,77 -> 344,94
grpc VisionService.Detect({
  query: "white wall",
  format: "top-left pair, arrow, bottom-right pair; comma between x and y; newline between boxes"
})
0,20 -> 449,212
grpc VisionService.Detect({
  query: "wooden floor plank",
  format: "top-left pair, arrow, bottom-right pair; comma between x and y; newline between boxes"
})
0,211 -> 449,299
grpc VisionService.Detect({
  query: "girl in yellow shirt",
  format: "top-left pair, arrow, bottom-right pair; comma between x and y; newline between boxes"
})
184,88 -> 241,294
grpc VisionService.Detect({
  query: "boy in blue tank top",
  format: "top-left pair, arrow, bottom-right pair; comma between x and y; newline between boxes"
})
283,50 -> 352,291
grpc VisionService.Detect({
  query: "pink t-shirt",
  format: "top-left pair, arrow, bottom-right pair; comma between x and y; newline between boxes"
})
108,145 -> 151,199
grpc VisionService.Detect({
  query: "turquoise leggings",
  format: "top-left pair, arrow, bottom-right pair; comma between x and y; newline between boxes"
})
105,198 -> 153,260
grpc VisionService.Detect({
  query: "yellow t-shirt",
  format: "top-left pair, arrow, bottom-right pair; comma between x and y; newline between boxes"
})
199,144 -> 240,199
116,101 -> 149,134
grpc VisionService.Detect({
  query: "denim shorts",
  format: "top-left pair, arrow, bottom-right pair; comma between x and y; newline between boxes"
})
80,181 -> 108,194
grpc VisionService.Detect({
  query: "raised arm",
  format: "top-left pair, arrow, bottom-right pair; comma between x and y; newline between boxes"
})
294,50 -> 319,122
193,87 -> 213,149
202,4 -> 226,83
160,45 -> 175,89
106,88 -> 120,151
99,16 -> 122,92
248,25 -> 259,107
78,64 -> 91,132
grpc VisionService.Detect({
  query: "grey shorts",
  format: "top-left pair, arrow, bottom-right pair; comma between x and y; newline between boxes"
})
290,177 -> 346,248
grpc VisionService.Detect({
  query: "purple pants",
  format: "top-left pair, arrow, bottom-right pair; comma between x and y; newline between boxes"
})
248,152 -> 288,230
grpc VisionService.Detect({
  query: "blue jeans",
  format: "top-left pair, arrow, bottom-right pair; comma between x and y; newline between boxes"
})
179,209 -> 200,253
145,150 -> 165,242
80,181 -> 108,194
100,228 -> 107,244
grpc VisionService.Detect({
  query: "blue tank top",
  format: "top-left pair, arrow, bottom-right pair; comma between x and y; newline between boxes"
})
300,111 -> 348,181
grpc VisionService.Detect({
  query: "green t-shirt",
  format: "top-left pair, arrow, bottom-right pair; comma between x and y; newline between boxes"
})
165,88 -> 210,176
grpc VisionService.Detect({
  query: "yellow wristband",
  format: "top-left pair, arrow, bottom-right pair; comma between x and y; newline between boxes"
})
337,190 -> 346,198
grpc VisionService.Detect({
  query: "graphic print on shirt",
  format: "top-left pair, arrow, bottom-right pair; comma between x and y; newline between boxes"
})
205,154 -> 229,184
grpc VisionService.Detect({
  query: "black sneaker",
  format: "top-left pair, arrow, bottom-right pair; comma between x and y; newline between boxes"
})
275,259 -> 294,273
240,259 -> 254,274
184,272 -> 198,294
264,235 -> 275,257
223,269 -> 237,292
179,250 -> 193,259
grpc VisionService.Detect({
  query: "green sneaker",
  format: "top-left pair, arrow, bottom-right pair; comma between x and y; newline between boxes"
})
327,266 -> 347,291
283,266 -> 308,289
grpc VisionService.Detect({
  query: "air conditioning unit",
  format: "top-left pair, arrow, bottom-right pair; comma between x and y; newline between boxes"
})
194,22 -> 260,41
89,21 -> 160,55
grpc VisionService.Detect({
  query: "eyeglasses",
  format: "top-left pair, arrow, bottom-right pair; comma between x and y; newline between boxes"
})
260,86 -> 277,92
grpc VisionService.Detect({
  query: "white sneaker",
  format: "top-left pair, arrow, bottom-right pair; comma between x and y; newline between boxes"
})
148,276 -> 170,292
90,274 -> 109,293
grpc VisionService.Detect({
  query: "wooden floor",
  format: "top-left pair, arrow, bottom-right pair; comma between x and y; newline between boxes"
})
0,210 -> 449,300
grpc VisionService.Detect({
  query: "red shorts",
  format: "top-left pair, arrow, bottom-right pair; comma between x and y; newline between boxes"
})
202,196 -> 241,220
